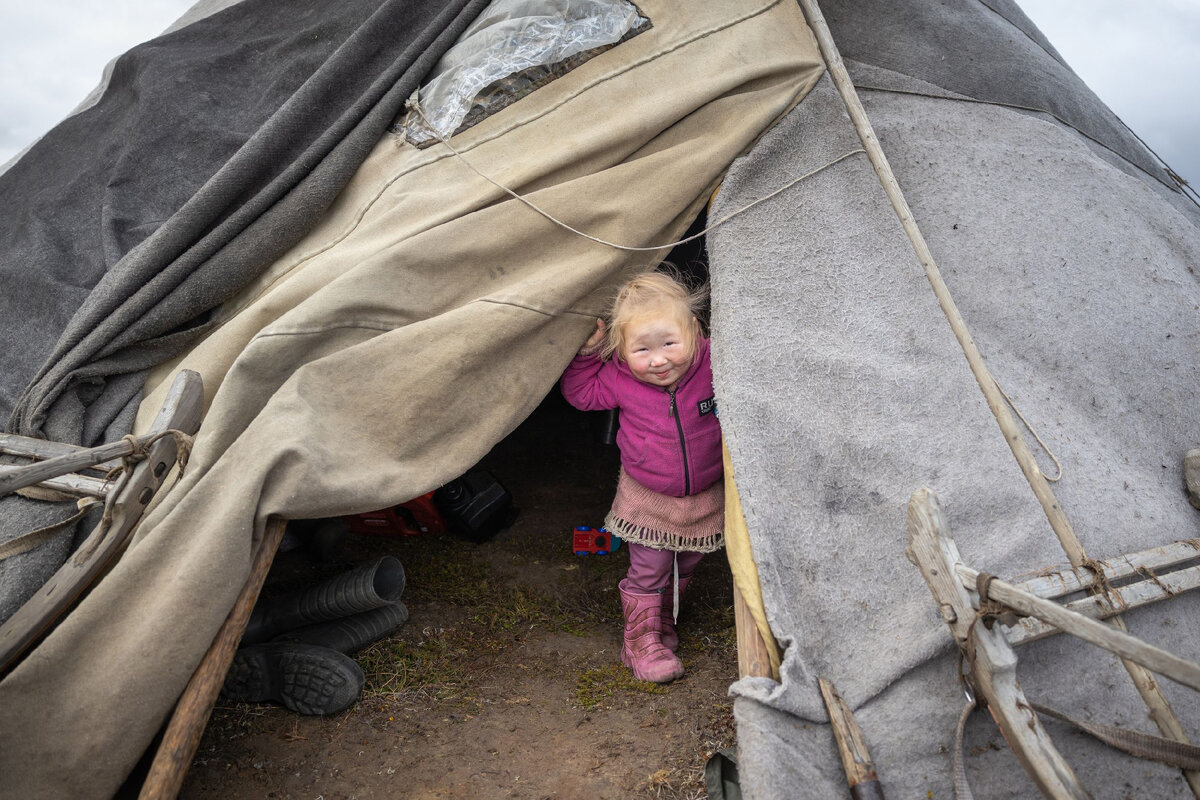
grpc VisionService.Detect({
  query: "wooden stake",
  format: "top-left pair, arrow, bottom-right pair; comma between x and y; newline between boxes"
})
734,581 -> 773,679
819,677 -> 886,800
138,516 -> 287,800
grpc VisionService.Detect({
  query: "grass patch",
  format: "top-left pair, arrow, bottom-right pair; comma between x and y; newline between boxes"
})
198,701 -> 277,744
358,630 -> 472,699
678,603 -> 736,655
641,765 -> 707,800
466,583 -> 613,636
574,663 -> 669,711
356,538 -> 612,705
388,534 -> 495,607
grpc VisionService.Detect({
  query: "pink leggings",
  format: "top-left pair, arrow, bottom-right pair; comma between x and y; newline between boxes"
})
625,542 -> 704,593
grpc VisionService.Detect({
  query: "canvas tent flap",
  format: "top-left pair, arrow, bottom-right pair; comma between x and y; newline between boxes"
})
0,0 -> 490,624
0,1 -> 824,796
709,26 -> 1200,800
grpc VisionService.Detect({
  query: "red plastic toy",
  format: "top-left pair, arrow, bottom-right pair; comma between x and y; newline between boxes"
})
348,492 -> 446,537
573,526 -> 622,555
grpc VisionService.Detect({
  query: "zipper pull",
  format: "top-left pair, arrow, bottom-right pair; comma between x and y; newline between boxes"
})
668,388 -> 677,418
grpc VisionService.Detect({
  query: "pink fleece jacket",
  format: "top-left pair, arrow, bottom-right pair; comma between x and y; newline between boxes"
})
560,336 -> 722,497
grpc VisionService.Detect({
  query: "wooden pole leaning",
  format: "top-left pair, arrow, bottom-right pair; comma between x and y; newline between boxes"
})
734,581 -> 773,680
906,489 -> 1090,800
139,516 -> 288,800
819,678 -> 887,800
795,1 -> 1200,793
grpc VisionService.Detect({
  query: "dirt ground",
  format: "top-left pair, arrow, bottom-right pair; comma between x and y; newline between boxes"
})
177,391 -> 739,800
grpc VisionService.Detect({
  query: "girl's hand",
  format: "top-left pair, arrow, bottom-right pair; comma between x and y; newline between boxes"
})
578,318 -> 606,356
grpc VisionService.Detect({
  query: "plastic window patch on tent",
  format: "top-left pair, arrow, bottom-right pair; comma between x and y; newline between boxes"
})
394,0 -> 649,146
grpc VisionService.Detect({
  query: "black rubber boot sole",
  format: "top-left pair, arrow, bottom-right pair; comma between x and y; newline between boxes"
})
221,642 -> 365,715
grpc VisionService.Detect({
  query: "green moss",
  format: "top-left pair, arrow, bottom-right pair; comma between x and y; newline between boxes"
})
574,663 -> 669,711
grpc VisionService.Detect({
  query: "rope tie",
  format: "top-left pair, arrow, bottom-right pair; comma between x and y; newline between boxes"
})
1079,555 -> 1128,612
974,571 -> 1020,630
1133,564 -> 1174,597
952,649 -> 981,800
993,377 -> 1063,482
952,693 -> 978,800
0,497 -> 103,562
90,429 -> 194,558
1031,702 -> 1200,771
113,430 -> 194,480
120,433 -> 150,464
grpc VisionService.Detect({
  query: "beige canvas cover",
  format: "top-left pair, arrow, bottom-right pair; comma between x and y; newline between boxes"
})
0,1 -> 822,796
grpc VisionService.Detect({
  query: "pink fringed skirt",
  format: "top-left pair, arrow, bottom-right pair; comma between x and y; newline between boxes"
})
604,468 -> 725,553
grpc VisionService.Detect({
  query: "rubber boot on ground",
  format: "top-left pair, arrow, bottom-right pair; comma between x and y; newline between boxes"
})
241,556 -> 406,645
619,579 -> 684,683
273,602 -> 409,654
220,642 -> 365,715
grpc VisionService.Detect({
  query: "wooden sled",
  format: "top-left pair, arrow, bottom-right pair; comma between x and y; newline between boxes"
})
0,370 -> 204,674
0,369 -> 289,798
907,487 -> 1200,799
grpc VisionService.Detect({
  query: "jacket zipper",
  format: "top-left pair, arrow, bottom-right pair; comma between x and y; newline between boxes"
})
668,387 -> 690,495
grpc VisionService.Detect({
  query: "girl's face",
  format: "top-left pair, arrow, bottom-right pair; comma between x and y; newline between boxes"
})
622,315 -> 694,391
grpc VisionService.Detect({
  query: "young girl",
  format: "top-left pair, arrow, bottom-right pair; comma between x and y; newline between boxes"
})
561,271 -> 723,683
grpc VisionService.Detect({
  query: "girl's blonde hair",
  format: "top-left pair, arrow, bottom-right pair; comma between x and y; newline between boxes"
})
601,268 -> 708,362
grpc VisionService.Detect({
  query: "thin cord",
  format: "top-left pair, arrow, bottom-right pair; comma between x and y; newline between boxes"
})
408,99 -> 864,252
993,378 -> 1063,482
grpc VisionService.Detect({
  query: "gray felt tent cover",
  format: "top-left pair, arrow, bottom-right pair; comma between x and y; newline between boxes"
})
0,1 -> 1198,799
710,1 -> 1200,798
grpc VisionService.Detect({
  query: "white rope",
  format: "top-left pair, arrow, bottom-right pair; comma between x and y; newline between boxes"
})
409,99 -> 864,253
994,377 -> 1063,482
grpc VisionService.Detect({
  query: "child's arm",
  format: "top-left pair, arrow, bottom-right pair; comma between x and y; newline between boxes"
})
561,319 -> 619,410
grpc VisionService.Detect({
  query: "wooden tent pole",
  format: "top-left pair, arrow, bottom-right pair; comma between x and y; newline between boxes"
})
797,0 -> 1076,557
734,581 -> 773,679
819,678 -> 887,800
139,517 -> 288,800
794,0 -> 1200,794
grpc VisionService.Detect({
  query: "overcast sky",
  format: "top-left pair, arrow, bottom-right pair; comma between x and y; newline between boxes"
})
1019,0 -> 1200,186
0,0 -> 196,166
0,1 -> 1197,186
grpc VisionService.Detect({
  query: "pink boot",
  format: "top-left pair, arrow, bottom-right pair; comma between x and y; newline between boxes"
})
660,573 -> 692,653
619,579 -> 684,683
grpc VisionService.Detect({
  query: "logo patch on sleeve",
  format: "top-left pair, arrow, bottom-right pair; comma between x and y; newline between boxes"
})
698,396 -> 717,416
